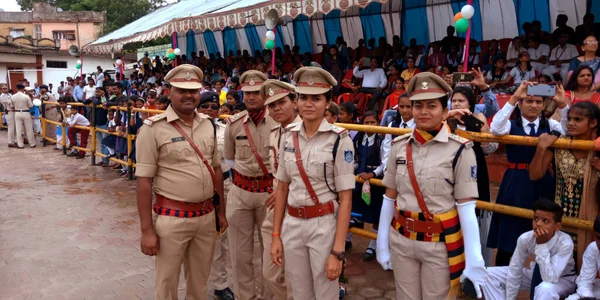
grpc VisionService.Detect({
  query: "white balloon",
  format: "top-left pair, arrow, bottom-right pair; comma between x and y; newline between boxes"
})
461,5 -> 475,19
266,30 -> 275,41
115,59 -> 123,66
33,99 -> 42,107
174,48 -> 181,55
76,60 -> 82,64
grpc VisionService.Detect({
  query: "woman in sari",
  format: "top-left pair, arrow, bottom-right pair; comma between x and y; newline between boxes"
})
568,35 -> 600,91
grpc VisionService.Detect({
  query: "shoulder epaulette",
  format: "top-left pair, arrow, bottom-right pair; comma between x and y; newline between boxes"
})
331,125 -> 347,134
226,111 -> 246,124
143,113 -> 167,126
391,133 -> 411,144
448,133 -> 474,148
271,124 -> 281,131
285,122 -> 299,130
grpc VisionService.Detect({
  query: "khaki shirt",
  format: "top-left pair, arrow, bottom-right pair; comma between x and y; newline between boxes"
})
11,92 -> 33,110
0,93 -> 13,111
381,129 -> 479,215
276,119 -> 356,208
269,115 -> 303,175
136,105 -> 221,203
216,121 -> 230,173
224,110 -> 274,176
43,94 -> 58,120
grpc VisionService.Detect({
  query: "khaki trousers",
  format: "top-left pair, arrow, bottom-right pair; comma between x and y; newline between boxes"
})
155,210 -> 217,300
6,111 -> 16,144
282,213 -> 338,300
45,109 -> 58,141
389,226 -> 451,300
261,208 -> 293,300
15,112 -> 35,147
226,184 -> 268,300
209,178 -> 233,291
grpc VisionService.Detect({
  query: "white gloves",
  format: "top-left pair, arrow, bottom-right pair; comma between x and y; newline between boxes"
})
376,195 -> 396,270
457,200 -> 487,298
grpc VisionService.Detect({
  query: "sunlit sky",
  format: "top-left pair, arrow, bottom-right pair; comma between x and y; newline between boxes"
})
0,0 -> 22,12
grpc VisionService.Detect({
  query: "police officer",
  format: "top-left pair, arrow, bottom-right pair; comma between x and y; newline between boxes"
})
199,91 -> 235,300
0,83 -> 17,147
223,70 -> 272,300
136,64 -> 227,300
12,84 -> 36,148
376,72 -> 487,299
259,79 -> 301,300
39,85 -> 58,145
270,67 -> 356,299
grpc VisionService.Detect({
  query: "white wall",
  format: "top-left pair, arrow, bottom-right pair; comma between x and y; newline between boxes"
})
41,55 -> 126,87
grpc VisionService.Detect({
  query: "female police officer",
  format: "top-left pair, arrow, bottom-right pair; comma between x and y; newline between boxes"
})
376,72 -> 488,299
270,67 -> 355,299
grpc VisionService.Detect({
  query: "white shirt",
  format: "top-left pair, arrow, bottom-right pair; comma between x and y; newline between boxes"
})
575,242 -> 600,298
505,230 -> 576,300
528,44 -> 551,61
83,85 -> 95,100
216,121 -> 230,173
66,113 -> 90,127
353,66 -> 388,89
95,73 -> 105,88
509,66 -> 537,85
507,45 -> 526,66
549,44 -> 579,63
381,118 -> 415,170
359,134 -> 386,177
490,102 -> 568,136
146,76 -> 157,85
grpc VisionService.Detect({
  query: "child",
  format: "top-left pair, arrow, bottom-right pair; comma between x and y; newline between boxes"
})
225,90 -> 239,107
219,103 -> 233,118
55,97 -> 71,150
339,102 -> 358,139
66,105 -> 91,159
232,102 -> 246,114
324,102 -> 339,124
100,110 -> 117,167
565,215 -> 600,300
156,95 -> 170,111
350,78 -> 367,114
482,199 -> 576,300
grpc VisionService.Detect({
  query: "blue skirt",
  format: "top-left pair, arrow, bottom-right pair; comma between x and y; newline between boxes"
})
115,136 -> 128,155
486,169 -> 554,252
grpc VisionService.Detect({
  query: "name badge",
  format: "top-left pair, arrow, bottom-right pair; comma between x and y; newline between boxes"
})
236,135 -> 248,140
396,159 -> 406,165
284,147 -> 295,153
171,136 -> 185,142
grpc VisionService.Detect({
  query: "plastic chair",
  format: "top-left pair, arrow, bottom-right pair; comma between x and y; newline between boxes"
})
379,94 -> 397,120
498,38 -> 512,53
336,93 -> 352,105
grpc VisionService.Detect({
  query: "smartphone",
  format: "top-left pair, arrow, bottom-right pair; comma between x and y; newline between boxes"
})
527,84 -> 556,97
453,72 -> 474,83
462,114 -> 484,132
362,57 -> 371,67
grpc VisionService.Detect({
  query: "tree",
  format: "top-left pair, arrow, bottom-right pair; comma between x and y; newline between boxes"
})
17,0 -> 166,35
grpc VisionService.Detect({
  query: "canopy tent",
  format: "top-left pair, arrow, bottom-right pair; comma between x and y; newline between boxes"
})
85,0 -> 592,56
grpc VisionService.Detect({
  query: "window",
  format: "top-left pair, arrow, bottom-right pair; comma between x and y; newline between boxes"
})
52,31 -> 75,40
46,61 -> 67,69
34,24 -> 42,39
9,28 -> 24,37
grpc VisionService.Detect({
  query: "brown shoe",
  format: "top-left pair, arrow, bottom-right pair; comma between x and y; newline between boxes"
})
95,161 -> 104,166
8,143 -> 17,148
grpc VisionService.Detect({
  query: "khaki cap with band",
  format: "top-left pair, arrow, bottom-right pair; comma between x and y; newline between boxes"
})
260,79 -> 295,105
164,64 -> 204,89
239,70 -> 268,92
406,72 -> 452,101
293,67 -> 337,95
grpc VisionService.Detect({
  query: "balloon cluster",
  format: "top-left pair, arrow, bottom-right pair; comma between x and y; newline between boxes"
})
454,5 -> 474,33
115,59 -> 123,66
166,48 -> 181,60
76,59 -> 82,70
265,30 -> 275,50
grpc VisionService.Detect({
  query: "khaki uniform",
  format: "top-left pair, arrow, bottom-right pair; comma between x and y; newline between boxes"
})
275,119 -> 356,300
209,120 -> 233,291
1,93 -> 16,145
136,106 -> 220,300
42,94 -> 59,141
12,91 -> 35,148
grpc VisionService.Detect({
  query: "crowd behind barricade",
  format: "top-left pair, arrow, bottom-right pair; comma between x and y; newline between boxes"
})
2,12 -> 600,300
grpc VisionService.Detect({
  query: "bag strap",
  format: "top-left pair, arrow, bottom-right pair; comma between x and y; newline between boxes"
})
171,121 -> 217,190
406,142 -> 433,221
292,131 -> 320,205
242,120 -> 270,176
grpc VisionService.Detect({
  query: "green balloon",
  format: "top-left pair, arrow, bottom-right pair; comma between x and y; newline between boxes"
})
266,40 -> 275,50
455,18 -> 469,33
168,52 -> 176,60
75,64 -> 81,69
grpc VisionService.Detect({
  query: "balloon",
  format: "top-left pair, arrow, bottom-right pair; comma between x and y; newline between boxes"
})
455,18 -> 469,33
115,59 -> 122,66
453,12 -> 463,23
76,59 -> 82,65
265,40 -> 275,50
266,30 -> 275,41
174,48 -> 181,55
168,52 -> 176,60
461,5 -> 475,20
264,37 -> 270,44
167,49 -> 174,54
33,99 -> 42,107
75,63 -> 81,69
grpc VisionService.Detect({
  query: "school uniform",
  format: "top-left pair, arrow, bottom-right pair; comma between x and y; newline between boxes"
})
482,230 -> 577,300
352,131 -> 385,224
565,242 -> 600,300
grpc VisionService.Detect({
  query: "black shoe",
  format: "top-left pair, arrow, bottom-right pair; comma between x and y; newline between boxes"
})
214,287 -> 234,300
345,241 -> 352,251
349,217 -> 364,229
67,152 -> 78,157
363,248 -> 376,261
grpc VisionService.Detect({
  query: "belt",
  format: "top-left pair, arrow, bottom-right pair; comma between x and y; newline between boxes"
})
508,163 -> 529,170
14,110 -> 29,112
394,210 -> 444,236
288,201 -> 335,219
8,110 -> 14,112
153,193 -> 214,218
232,169 -> 273,193
223,170 -> 231,181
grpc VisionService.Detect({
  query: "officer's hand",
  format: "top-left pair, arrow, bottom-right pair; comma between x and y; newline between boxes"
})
140,228 -> 159,256
326,254 -> 343,280
376,243 -> 393,270
270,237 -> 284,268
460,263 -> 487,298
218,212 -> 228,233
265,193 -> 276,210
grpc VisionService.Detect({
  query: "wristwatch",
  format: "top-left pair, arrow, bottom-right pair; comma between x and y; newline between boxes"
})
331,249 -> 346,261
480,84 -> 490,92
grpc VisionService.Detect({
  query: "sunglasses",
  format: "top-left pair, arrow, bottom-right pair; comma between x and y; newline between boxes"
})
200,103 -> 219,110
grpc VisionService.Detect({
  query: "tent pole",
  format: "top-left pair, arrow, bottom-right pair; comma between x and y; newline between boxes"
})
462,0 -> 474,72
271,28 -> 276,76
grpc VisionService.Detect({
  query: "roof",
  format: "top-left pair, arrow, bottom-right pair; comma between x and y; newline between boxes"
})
0,12 -> 33,23
0,45 -> 41,55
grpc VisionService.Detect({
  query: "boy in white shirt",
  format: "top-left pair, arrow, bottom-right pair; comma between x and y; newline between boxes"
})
566,216 -> 600,300
482,199 -> 576,300
66,105 -> 91,159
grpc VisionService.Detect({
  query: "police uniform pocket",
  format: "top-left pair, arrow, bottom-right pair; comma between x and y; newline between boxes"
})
309,150 -> 334,179
203,139 -> 214,156
427,167 -> 454,197
234,141 -> 251,160
166,142 -> 197,167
